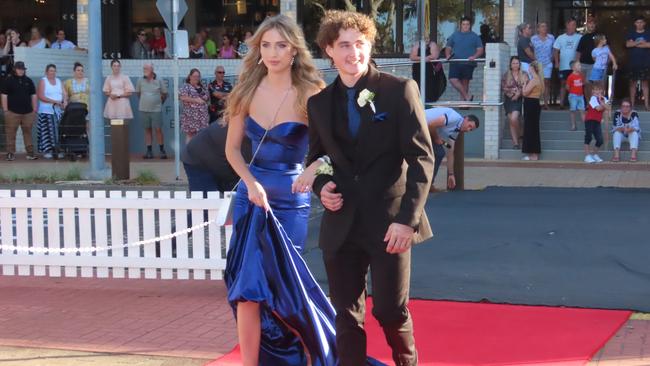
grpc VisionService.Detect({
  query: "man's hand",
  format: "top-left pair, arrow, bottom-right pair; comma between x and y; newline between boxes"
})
384,223 -> 414,254
320,181 -> 343,211
447,174 -> 456,190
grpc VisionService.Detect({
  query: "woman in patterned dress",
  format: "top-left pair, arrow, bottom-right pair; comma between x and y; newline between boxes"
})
179,68 -> 209,142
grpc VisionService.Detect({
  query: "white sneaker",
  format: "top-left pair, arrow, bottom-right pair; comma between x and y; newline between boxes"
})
522,155 -> 531,161
584,154 -> 596,163
43,153 -> 53,160
592,154 -> 603,163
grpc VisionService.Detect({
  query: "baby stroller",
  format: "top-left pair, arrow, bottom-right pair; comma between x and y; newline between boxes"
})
58,102 -> 89,161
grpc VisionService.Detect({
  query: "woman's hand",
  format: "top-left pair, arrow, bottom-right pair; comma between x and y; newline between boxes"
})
292,165 -> 317,194
248,181 -> 270,211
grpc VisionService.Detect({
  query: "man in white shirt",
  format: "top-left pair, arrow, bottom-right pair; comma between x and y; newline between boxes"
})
51,29 -> 76,50
553,17 -> 582,108
425,107 -> 479,190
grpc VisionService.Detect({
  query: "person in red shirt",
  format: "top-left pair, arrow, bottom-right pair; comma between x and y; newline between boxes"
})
149,27 -> 167,58
583,82 -> 609,163
566,60 -> 585,131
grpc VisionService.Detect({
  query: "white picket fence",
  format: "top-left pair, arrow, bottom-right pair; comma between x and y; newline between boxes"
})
0,190 -> 233,280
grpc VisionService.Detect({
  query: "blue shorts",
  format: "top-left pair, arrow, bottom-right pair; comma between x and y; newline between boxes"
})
589,68 -> 607,82
568,93 -> 585,111
449,64 -> 476,80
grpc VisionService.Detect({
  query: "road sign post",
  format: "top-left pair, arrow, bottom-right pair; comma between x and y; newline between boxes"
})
157,0 -> 188,180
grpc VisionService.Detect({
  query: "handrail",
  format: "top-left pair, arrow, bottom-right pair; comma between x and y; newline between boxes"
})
320,58 -> 487,73
425,101 -> 503,108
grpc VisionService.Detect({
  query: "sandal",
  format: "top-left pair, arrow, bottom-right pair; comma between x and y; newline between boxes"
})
612,156 -> 620,162
630,156 -> 638,162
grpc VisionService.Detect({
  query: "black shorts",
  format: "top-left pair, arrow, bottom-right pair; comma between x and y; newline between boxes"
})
449,64 -> 476,80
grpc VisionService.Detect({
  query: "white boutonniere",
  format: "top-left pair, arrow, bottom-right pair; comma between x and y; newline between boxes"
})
357,89 -> 376,113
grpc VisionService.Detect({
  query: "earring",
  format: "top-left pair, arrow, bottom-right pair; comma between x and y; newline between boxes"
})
291,56 -> 295,66
258,58 -> 263,65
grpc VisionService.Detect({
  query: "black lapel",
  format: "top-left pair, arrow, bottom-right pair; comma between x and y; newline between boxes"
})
318,83 -> 353,174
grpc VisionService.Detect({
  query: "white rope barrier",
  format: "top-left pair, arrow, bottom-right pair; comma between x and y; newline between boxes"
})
0,219 -> 215,255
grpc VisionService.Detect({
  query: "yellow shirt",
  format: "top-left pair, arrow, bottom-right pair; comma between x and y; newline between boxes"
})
64,78 -> 90,107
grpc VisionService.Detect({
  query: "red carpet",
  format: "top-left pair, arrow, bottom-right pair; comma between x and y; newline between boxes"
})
208,299 -> 630,366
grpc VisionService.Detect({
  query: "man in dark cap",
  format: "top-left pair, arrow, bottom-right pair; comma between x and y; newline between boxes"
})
1,61 -> 38,161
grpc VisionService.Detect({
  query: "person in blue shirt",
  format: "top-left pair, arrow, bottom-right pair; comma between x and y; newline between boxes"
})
444,16 -> 484,101
625,15 -> 650,110
425,107 -> 480,190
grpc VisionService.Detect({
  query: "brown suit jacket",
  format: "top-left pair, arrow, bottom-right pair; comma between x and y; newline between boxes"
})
307,65 -> 434,256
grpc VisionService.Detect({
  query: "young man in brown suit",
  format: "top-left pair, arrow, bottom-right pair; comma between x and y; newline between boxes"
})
307,10 -> 434,366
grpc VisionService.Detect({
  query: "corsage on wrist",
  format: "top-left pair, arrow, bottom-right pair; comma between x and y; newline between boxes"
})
315,155 -> 333,176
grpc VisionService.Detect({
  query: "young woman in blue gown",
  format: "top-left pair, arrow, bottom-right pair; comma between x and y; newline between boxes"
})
223,14 -> 333,366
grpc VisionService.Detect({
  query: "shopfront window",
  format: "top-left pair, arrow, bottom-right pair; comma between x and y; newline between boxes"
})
471,0 -> 500,43
437,0 -> 465,46
298,0 -> 503,56
0,0 -> 75,44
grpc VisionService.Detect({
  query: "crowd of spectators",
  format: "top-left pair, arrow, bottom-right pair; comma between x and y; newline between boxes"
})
502,15 -> 643,162
0,16 -> 644,165
0,55 -> 234,162
131,26 -> 255,60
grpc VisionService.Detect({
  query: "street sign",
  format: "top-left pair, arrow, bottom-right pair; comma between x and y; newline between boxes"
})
164,29 -> 189,58
156,0 -> 188,30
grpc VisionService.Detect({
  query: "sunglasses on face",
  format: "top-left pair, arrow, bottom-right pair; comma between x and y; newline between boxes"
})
216,71 -> 225,74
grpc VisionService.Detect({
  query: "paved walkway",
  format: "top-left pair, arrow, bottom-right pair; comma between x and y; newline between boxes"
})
0,277 -> 236,365
0,157 -> 649,365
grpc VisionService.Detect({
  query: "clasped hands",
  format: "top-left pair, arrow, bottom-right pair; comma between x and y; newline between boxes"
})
320,181 -> 414,254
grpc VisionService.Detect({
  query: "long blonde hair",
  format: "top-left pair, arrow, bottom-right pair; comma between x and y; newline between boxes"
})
225,15 -> 325,122
529,61 -> 545,96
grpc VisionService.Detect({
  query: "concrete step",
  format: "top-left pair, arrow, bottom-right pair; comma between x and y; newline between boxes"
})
498,148 -> 650,161
541,110 -> 650,118
529,120 -> 648,130
501,138 -> 650,150
501,129 -> 597,140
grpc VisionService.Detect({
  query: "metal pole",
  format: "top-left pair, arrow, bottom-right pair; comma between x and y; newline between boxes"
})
87,0 -> 108,179
418,0 -> 426,107
172,0 -> 181,180
452,132 -> 465,191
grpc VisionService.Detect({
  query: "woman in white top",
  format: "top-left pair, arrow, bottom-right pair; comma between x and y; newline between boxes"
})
37,64 -> 67,159
28,27 -> 49,49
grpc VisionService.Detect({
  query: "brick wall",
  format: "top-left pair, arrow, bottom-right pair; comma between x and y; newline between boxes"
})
483,43 -> 511,160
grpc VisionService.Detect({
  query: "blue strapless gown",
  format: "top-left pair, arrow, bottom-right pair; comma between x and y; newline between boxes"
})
225,117 -> 330,365
224,117 -> 384,366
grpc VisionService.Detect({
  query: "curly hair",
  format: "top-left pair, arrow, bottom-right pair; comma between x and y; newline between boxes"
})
316,10 -> 377,57
225,14 -> 324,121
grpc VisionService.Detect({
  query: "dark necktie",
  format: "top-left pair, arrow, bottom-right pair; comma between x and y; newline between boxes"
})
346,88 -> 360,139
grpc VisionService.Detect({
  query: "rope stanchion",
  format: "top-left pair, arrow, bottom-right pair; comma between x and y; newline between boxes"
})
0,219 -> 215,255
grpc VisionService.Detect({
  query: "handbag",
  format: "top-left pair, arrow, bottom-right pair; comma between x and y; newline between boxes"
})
216,88 -> 292,226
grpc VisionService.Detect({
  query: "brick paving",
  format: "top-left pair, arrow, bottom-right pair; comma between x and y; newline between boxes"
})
588,319 -> 650,366
0,276 -> 237,362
